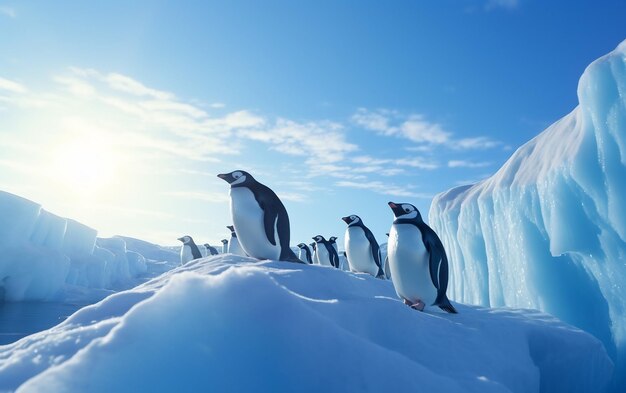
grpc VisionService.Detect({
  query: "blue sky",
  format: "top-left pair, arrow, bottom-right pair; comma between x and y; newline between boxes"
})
1,0 -> 625,246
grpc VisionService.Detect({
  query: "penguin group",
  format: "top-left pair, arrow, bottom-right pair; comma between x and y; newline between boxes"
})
177,169 -> 457,314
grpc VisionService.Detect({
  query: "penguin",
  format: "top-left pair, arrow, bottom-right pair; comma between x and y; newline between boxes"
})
297,243 -> 313,264
329,236 -> 338,253
310,242 -> 317,265
312,235 -> 339,268
387,202 -> 457,313
220,239 -> 229,254
341,215 -> 385,278
217,170 -> 302,263
226,225 -> 246,256
204,243 -> 219,256
384,233 -> 392,280
177,235 -> 203,265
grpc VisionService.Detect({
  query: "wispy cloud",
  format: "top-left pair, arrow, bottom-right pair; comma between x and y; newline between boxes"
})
0,77 -> 27,93
336,180 -> 432,199
241,118 -> 357,164
448,160 -> 492,168
352,108 -> 500,151
0,6 -> 16,18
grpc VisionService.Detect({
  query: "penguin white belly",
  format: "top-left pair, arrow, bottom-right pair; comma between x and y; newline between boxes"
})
316,245 -> 332,266
298,249 -> 308,263
230,187 -> 281,260
388,224 -> 437,306
228,236 -> 246,256
345,227 -> 378,276
180,245 -> 194,265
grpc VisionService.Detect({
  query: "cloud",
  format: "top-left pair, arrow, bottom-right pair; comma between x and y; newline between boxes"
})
0,6 -> 16,18
448,160 -> 492,168
241,118 -> 357,164
336,180 -> 432,199
0,77 -> 27,93
352,108 -> 500,151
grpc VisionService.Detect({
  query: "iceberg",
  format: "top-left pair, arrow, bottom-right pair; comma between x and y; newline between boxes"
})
0,256 -> 613,393
429,40 -> 626,391
0,191 -> 161,302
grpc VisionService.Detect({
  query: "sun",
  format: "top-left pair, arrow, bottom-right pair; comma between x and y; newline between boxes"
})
51,137 -> 118,195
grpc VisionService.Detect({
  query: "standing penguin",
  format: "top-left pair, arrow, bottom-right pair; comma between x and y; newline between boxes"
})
177,235 -> 203,265
310,242 -> 317,265
297,243 -> 313,264
226,225 -> 246,256
387,202 -> 457,313
312,235 -> 339,268
329,236 -> 338,252
220,239 -> 229,254
342,215 -> 385,278
384,233 -> 392,280
217,170 -> 302,263
204,243 -> 219,256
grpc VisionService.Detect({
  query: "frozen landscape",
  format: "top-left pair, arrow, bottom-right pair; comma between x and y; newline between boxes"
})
0,9 -> 625,392
430,40 -> 626,391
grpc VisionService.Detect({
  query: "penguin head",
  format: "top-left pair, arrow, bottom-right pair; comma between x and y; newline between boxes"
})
388,202 -> 422,221
341,215 -> 361,226
226,225 -> 235,233
309,242 -> 316,248
204,243 -> 210,248
217,170 -> 253,187
177,235 -> 193,244
312,235 -> 326,243
297,243 -> 307,249
329,236 -> 337,243
220,239 -> 228,244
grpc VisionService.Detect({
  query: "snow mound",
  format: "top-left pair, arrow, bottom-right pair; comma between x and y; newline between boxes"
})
429,39 -> 626,391
0,256 -> 612,393
0,191 -> 162,302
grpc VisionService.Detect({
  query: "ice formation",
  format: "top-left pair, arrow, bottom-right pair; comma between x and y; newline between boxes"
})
429,40 -> 626,391
0,191 -> 165,302
0,256 -> 613,393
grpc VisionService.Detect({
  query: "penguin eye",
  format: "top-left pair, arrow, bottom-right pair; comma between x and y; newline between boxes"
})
350,215 -> 356,220
232,171 -> 242,179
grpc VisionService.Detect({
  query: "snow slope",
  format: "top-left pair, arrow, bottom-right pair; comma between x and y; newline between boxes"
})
429,40 -> 626,392
0,256 -> 612,393
0,191 -> 166,302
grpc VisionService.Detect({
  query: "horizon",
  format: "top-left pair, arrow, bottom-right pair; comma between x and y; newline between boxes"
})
1,1 -> 625,246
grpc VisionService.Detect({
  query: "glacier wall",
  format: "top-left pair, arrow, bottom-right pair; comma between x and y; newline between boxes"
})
0,191 -> 149,302
429,40 -> 626,391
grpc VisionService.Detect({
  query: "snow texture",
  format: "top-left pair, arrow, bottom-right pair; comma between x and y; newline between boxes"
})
0,256 -> 612,393
0,191 -> 163,302
429,40 -> 626,391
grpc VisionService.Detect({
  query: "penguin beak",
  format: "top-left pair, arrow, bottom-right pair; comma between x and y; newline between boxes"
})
177,237 -> 184,242
388,202 -> 398,208
341,216 -> 351,224
217,173 -> 230,182
388,201 -> 404,217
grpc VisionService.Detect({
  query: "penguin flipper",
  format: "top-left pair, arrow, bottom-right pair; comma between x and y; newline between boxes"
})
262,205 -> 279,246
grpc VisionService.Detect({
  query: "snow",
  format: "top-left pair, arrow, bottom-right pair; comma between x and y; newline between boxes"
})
0,256 -> 612,393
429,40 -> 626,391
0,191 -> 170,303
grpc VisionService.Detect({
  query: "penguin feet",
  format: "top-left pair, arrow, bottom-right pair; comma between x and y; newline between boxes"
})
403,298 -> 425,311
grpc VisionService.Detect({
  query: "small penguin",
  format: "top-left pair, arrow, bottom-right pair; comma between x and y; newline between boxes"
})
310,242 -> 317,265
329,236 -> 338,252
226,225 -> 246,256
342,215 -> 384,278
384,233 -> 391,280
218,170 -> 302,263
204,243 -> 219,256
312,235 -> 339,268
177,235 -> 203,265
297,243 -> 313,264
387,202 -> 457,313
220,239 -> 229,254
